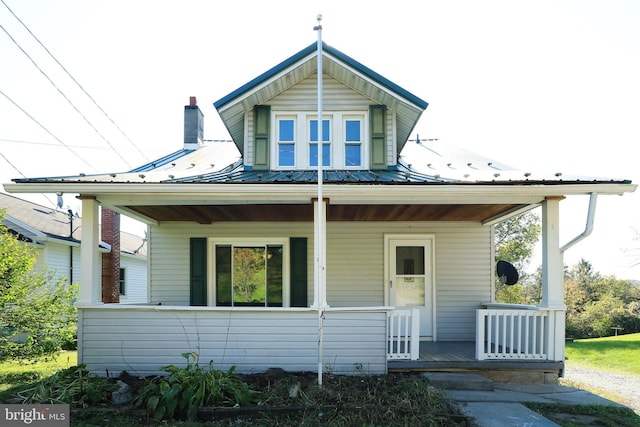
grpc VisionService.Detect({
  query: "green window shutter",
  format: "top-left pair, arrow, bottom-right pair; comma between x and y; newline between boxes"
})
254,105 -> 271,170
370,105 -> 386,169
290,237 -> 308,307
190,238 -> 207,306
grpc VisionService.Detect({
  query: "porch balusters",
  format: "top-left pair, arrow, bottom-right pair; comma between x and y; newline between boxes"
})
476,308 -> 560,360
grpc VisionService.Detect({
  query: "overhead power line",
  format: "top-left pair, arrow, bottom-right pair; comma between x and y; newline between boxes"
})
0,89 -> 97,172
1,0 -> 149,163
0,151 -> 58,208
0,21 -> 132,168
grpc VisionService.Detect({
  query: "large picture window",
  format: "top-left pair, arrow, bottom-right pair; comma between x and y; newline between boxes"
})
214,241 -> 285,307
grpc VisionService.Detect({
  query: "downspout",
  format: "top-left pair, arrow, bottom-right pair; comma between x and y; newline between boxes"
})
560,192 -> 598,253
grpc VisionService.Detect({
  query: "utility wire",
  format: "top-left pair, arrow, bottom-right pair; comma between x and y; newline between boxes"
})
0,137 -> 140,151
0,89 -> 97,172
1,0 -> 149,162
0,151 -> 58,208
0,22 -> 132,168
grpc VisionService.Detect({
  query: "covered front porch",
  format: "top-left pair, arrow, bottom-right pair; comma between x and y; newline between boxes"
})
388,341 -> 564,383
387,306 -> 566,383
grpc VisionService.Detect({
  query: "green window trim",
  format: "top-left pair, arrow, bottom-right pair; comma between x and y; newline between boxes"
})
190,237 -> 207,306
370,105 -> 386,169
289,237 -> 308,307
189,237 -> 308,308
254,105 -> 271,170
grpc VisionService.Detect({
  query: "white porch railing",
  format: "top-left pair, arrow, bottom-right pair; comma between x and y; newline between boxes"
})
476,307 -> 565,361
387,309 -> 420,360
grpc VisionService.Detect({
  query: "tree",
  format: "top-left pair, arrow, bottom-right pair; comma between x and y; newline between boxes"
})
0,209 -> 78,359
564,259 -> 640,338
494,211 -> 541,304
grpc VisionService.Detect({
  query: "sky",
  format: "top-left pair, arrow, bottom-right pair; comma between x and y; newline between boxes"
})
1,0 -> 640,278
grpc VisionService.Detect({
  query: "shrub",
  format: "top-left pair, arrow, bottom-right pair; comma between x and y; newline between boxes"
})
133,352 -> 254,421
0,272 -> 77,360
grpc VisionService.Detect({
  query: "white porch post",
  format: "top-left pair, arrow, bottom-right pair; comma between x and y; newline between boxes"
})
540,197 -> 566,361
541,197 -> 564,309
78,196 -> 101,304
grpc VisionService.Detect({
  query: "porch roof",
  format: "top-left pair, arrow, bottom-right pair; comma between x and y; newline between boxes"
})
4,140 -> 635,225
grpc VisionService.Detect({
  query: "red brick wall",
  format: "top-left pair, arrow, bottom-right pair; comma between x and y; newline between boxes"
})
101,208 -> 121,303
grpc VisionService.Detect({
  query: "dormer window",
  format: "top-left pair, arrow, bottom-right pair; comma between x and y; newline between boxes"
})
309,118 -> 331,167
277,117 -> 296,167
344,116 -> 363,167
270,111 -> 368,170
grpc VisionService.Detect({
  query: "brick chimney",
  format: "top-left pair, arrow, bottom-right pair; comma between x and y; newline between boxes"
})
184,96 -> 204,149
101,208 -> 120,303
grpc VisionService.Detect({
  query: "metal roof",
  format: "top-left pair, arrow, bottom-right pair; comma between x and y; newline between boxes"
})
10,139 -> 631,186
167,159 -> 450,184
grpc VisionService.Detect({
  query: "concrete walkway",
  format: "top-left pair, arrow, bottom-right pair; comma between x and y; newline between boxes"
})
422,372 -> 627,427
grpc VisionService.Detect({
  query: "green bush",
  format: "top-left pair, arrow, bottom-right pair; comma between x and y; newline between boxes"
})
0,272 -> 78,360
133,352 -> 254,421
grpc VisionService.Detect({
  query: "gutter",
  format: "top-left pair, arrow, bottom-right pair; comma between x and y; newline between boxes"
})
560,192 -> 598,252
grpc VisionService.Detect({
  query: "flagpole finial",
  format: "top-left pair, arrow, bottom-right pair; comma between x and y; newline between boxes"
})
314,14 -> 322,30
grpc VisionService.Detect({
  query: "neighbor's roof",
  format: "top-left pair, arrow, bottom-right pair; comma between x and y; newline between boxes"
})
0,192 -> 146,256
213,42 -> 428,155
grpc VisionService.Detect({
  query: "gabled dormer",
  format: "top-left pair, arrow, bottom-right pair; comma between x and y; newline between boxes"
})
213,42 -> 428,171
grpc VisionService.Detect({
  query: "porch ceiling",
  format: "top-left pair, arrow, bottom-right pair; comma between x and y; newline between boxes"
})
123,203 -> 524,224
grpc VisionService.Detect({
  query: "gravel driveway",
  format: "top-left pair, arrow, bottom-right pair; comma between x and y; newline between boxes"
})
563,364 -> 640,414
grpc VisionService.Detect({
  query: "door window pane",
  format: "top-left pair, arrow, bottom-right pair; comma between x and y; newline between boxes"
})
395,246 -> 425,275
396,277 -> 425,307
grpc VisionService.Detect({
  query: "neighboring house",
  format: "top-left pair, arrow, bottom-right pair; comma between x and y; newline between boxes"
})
4,42 -> 635,382
0,193 -> 148,304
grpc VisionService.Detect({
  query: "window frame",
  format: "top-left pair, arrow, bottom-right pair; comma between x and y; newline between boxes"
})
269,110 -> 369,171
119,268 -> 126,296
208,238 -> 290,307
308,116 -> 332,168
342,114 -> 365,168
275,115 -> 297,168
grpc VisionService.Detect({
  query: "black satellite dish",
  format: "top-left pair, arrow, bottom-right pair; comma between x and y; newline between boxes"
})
497,260 -> 519,285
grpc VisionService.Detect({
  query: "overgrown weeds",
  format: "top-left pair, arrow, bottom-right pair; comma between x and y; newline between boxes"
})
132,352 -> 254,421
17,364 -> 115,407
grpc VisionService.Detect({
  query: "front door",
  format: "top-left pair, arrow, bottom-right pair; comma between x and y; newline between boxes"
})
387,236 -> 435,340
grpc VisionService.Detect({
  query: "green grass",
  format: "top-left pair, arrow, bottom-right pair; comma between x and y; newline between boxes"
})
565,333 -> 640,377
0,350 -> 76,400
525,403 -> 640,427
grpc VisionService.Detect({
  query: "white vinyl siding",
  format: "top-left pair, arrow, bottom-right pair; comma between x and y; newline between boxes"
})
78,307 -> 387,375
247,76 -> 393,168
149,222 -> 313,306
119,255 -> 148,303
149,221 -> 491,341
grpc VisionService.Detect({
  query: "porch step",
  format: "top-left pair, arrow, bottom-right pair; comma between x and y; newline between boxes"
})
421,372 -> 494,391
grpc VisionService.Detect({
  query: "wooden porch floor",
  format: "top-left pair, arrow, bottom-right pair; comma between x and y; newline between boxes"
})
388,341 -> 564,373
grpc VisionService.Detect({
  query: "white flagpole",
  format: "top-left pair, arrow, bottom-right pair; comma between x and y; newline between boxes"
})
313,13 -> 324,388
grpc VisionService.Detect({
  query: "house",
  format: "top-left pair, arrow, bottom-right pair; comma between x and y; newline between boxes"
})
4,42 -> 635,382
0,193 -> 148,304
